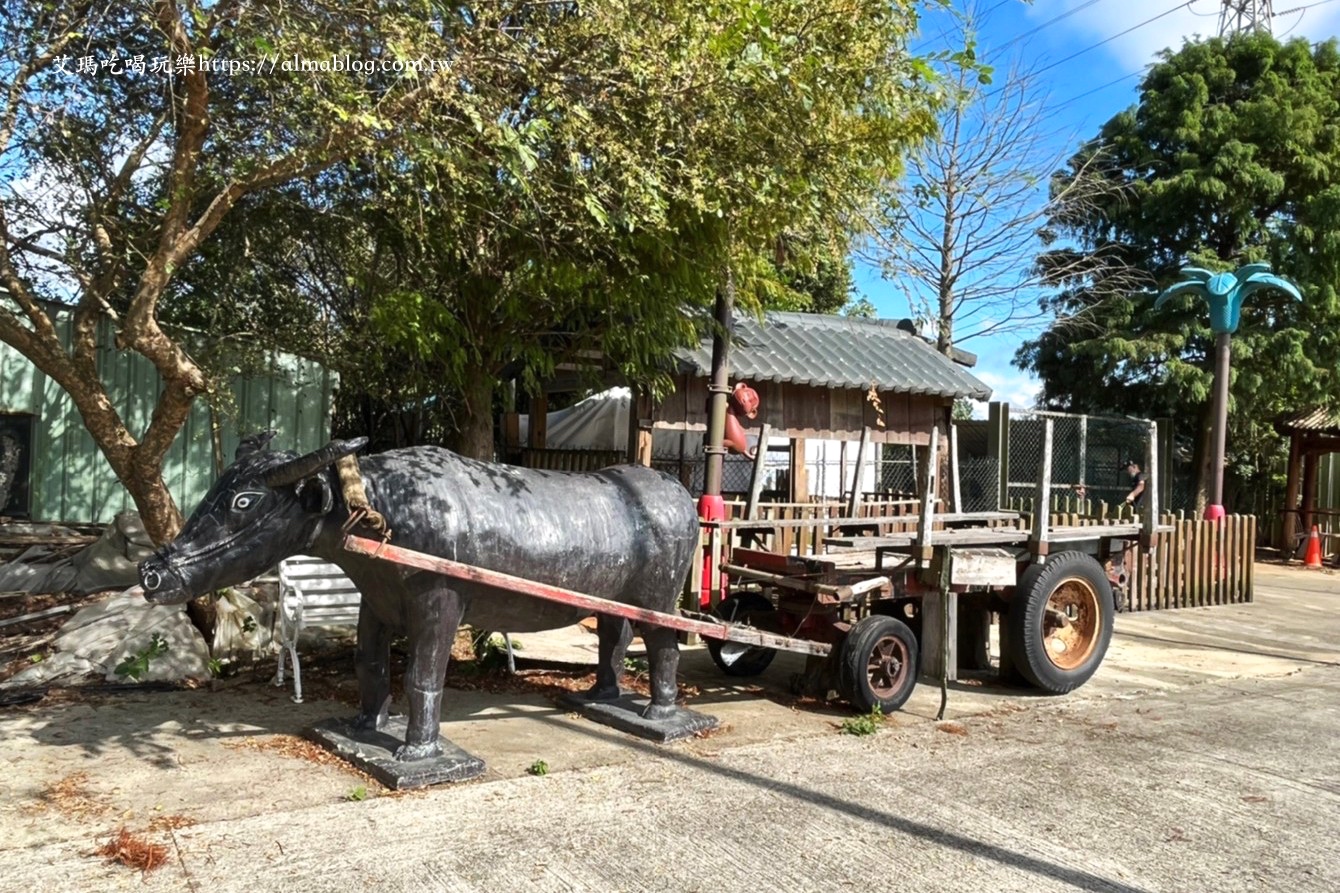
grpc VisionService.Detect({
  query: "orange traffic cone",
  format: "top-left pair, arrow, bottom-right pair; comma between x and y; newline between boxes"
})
1304,526 -> 1323,568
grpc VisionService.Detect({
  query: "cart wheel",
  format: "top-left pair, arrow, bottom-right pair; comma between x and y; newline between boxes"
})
838,615 -> 918,715
707,594 -> 778,677
1005,551 -> 1114,694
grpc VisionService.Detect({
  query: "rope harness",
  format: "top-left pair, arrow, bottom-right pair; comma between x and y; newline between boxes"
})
335,454 -> 391,541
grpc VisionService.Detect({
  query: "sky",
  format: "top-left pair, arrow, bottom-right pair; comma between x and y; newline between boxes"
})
854,0 -> 1340,413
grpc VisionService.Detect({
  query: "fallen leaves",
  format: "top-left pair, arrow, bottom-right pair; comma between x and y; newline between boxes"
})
146,814 -> 197,833
94,827 -> 169,873
225,734 -> 378,788
39,771 -> 110,821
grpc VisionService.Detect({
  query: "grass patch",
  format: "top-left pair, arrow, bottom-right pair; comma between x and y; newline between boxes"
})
840,706 -> 884,736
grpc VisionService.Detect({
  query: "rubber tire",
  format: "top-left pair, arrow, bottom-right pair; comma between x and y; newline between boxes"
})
838,615 -> 919,714
707,593 -> 778,677
1005,551 -> 1114,694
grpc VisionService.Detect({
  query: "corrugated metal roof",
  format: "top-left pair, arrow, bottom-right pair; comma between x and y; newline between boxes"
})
675,312 -> 992,401
1276,408 -> 1340,436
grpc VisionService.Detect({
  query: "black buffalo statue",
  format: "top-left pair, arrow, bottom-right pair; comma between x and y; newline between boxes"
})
138,433 -> 699,761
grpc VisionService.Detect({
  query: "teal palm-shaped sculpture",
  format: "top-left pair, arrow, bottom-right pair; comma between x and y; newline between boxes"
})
1157,263 -> 1302,520
1155,263 -> 1302,335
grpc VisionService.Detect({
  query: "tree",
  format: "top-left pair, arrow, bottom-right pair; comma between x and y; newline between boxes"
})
1018,33 -> 1340,510
870,10 -> 1132,357
0,2 -> 542,541
326,0 -> 939,456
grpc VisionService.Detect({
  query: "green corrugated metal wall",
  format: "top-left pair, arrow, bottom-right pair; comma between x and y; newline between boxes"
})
0,312 -> 337,524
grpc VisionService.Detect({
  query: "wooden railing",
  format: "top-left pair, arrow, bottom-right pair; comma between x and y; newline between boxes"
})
1007,494 -> 1141,522
515,448 -> 627,472
719,498 -> 930,556
690,503 -> 1256,613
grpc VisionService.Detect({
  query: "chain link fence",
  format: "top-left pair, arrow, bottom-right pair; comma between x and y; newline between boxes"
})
652,438 -> 887,501
958,455 -> 1000,512
877,444 -> 917,496
958,410 -> 1159,511
1007,411 -> 1153,506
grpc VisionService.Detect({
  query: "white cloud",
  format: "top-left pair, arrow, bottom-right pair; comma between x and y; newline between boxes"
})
1024,0 -> 1340,71
966,364 -> 1041,417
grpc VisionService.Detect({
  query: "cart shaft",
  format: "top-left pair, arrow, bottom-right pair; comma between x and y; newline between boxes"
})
341,535 -> 830,658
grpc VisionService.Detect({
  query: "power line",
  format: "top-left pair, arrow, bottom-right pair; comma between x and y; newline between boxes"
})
910,0 -> 1020,55
998,0 -> 1112,49
1052,70 -> 1144,110
1271,0 -> 1338,17
1041,0 -> 1339,115
1276,7 -> 1307,36
1014,0 -> 1198,83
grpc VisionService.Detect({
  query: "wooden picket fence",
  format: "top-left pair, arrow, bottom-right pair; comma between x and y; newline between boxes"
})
1008,506 -> 1256,611
1114,514 -> 1256,611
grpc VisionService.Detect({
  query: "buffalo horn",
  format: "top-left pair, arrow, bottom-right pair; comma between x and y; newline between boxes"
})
263,437 -> 369,488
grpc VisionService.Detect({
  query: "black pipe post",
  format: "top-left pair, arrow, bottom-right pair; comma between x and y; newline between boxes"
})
703,271 -> 734,499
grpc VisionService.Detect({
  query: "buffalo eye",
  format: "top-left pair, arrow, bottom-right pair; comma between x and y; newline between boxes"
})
231,491 -> 265,512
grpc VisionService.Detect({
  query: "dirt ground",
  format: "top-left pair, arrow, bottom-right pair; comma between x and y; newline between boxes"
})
0,618 -> 863,855
1,561 -> 1336,879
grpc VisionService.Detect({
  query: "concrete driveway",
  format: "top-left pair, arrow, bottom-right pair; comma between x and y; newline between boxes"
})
0,562 -> 1337,892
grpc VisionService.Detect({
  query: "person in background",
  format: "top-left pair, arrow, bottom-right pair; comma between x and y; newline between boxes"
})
1123,459 -> 1147,509
723,382 -> 759,460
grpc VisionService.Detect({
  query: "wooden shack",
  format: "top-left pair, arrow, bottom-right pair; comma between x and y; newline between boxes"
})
631,311 -> 990,501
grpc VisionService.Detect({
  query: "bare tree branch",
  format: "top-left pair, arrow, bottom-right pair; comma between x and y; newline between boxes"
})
864,5 -> 1143,356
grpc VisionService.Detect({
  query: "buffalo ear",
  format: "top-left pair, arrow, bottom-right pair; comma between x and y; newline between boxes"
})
235,430 -> 278,461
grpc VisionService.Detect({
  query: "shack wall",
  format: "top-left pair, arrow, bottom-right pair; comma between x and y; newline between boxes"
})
0,313 -> 337,524
650,376 -> 949,445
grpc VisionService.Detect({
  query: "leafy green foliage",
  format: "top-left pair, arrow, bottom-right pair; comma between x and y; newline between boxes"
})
317,0 -> 940,452
114,633 -> 169,682
1,3 -> 549,538
1019,34 -> 1340,509
527,760 -> 549,777
345,786 -> 369,802
840,706 -> 884,736
2,1 -> 940,513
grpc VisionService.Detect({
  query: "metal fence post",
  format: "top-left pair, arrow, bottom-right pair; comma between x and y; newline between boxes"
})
987,401 -> 1009,511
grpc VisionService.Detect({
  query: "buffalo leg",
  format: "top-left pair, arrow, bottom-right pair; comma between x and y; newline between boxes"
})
353,604 -> 393,731
395,586 -> 462,762
640,625 -> 681,720
586,614 -> 632,701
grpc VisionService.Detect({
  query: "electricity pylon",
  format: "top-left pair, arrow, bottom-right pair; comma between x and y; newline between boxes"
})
1218,0 -> 1274,36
